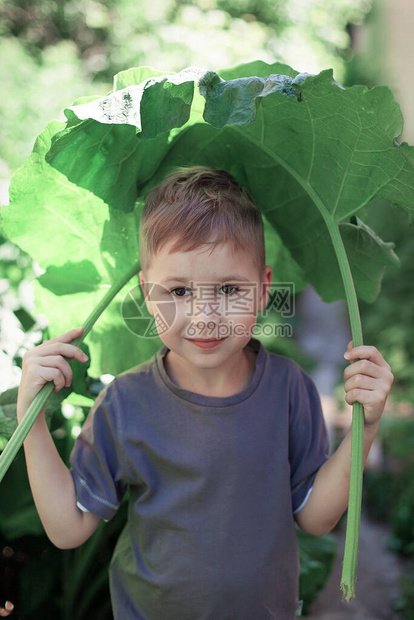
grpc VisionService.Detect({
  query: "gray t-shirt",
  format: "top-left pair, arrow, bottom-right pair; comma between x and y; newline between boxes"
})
70,337 -> 329,620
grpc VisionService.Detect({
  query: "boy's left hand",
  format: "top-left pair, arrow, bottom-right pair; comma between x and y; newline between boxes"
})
343,341 -> 394,428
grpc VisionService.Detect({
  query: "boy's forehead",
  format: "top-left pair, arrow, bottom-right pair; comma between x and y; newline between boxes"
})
154,237 -> 250,261
149,238 -> 259,280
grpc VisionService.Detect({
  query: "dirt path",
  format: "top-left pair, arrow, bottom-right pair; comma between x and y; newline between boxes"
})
307,512 -> 406,619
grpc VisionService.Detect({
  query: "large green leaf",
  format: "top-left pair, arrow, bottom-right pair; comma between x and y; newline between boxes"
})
2,121 -> 146,376
1,60 -> 413,377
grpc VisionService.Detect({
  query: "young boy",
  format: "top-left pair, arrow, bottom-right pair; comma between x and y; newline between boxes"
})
17,167 -> 393,619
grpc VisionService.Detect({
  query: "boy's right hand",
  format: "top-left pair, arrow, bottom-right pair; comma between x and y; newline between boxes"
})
17,327 -> 89,422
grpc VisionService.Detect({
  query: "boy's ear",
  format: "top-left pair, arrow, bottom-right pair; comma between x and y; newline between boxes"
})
258,265 -> 273,313
139,270 -> 155,317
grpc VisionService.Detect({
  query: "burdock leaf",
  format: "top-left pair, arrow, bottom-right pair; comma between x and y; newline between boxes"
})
2,60 -> 414,377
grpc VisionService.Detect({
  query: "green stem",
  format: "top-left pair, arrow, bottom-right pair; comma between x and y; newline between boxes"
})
0,262 -> 141,484
321,217 -> 364,602
232,125 -> 365,600
341,401 -> 364,601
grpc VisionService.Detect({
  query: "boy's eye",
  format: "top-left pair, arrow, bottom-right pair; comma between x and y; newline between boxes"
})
170,287 -> 190,297
219,284 -> 239,296
170,285 -> 240,297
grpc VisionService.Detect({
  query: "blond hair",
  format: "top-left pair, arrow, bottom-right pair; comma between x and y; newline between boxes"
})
139,166 -> 265,276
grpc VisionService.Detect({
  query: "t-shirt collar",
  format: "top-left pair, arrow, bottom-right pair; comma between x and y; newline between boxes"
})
155,337 -> 266,407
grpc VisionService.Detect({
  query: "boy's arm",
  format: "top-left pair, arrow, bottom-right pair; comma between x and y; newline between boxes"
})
295,343 -> 394,537
17,327 -> 101,549
19,407 -> 101,549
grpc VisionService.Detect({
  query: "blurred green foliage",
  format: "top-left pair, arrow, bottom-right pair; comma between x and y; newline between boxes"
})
0,0 -> 371,178
0,0 -> 370,82
363,416 -> 414,618
364,417 -> 414,548
0,37 -> 105,173
359,202 -> 414,401
0,235 -> 33,289
298,528 -> 337,614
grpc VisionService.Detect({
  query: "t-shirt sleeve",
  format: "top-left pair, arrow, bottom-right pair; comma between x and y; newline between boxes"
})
288,365 -> 330,514
69,382 -> 127,521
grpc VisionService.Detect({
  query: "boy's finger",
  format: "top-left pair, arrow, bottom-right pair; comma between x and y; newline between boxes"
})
40,342 -> 88,362
344,345 -> 389,368
344,359 -> 384,380
343,340 -> 354,362
38,366 -> 67,392
45,327 -> 84,345
39,356 -> 75,387
0,602 -> 14,617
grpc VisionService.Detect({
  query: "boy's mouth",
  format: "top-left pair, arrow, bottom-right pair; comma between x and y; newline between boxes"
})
187,338 -> 227,349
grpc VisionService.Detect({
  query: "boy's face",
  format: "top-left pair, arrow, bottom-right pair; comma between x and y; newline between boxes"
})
139,236 -> 272,369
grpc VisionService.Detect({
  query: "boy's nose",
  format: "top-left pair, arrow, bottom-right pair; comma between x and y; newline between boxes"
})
185,308 -> 224,339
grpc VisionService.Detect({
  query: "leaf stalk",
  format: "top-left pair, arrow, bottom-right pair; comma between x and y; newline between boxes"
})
321,216 -> 364,602
233,123 -> 365,599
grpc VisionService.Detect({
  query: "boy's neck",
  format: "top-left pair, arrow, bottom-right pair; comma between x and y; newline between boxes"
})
163,347 -> 257,398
